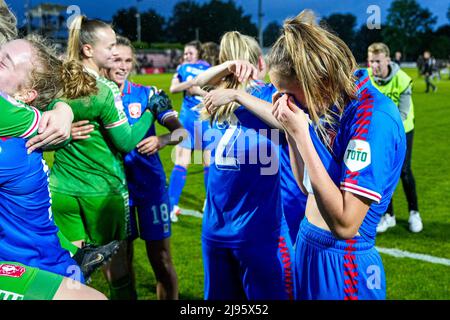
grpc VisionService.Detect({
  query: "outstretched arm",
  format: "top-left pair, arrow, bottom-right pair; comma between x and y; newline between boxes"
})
203,88 -> 283,130
193,60 -> 259,87
137,117 -> 187,156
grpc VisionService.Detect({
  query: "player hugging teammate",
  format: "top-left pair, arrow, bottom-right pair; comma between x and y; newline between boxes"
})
1,1 -> 407,301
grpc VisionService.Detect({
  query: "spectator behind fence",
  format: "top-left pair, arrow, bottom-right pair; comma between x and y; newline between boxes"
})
393,51 -> 402,65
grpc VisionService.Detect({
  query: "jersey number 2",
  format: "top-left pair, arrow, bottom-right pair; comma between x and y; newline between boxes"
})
215,114 -> 241,171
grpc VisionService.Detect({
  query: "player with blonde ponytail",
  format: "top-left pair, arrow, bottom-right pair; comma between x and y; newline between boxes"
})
49,15 -> 155,300
269,10 -> 406,300
197,31 -> 295,300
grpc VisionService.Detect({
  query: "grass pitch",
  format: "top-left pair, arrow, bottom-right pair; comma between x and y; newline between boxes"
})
46,69 -> 450,299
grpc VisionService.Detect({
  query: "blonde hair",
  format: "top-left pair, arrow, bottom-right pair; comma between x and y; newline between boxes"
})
25,34 -> 97,110
201,42 -> 220,66
368,42 -> 390,57
67,15 -> 111,62
202,31 -> 262,123
0,0 -> 17,45
267,10 -> 357,146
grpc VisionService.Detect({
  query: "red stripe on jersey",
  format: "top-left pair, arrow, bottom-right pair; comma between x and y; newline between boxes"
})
354,128 -> 369,140
345,170 -> 360,185
21,108 -> 40,138
356,76 -> 369,90
355,118 -> 371,127
343,239 -> 359,300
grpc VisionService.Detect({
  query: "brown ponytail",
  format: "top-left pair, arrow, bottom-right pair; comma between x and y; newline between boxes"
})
61,60 -> 98,99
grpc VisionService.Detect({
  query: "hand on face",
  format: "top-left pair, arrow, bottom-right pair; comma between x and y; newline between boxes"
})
272,94 -> 309,135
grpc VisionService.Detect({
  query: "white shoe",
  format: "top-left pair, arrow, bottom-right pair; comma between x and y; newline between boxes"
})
170,205 -> 181,223
408,211 -> 423,233
376,214 -> 396,233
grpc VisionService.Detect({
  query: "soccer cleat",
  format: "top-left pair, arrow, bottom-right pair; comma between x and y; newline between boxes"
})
376,214 -> 396,233
170,205 -> 181,223
408,211 -> 423,233
73,240 -> 120,282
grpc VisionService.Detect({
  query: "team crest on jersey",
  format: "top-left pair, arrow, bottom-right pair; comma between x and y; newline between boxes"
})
0,264 -> 26,278
344,139 -> 371,172
128,103 -> 142,118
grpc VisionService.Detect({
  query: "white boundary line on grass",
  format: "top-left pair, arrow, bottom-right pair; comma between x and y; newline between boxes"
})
179,208 -> 204,218
376,247 -> 450,267
179,207 -> 450,267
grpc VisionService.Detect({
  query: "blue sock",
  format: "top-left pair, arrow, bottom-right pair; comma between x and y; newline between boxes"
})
169,165 -> 187,208
203,166 -> 209,192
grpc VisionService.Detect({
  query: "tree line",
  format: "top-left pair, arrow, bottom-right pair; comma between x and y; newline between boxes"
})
113,0 -> 449,61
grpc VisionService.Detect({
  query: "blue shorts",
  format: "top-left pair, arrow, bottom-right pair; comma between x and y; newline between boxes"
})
178,109 -> 211,150
202,220 -> 295,300
129,189 -> 171,242
295,218 -> 386,300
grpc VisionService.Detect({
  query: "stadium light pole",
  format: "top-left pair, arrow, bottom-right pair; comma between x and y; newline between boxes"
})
136,12 -> 141,42
258,0 -> 263,48
136,0 -> 142,42
25,0 -> 32,35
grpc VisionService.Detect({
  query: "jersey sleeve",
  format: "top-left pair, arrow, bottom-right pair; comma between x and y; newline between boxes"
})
174,64 -> 183,82
147,87 -> 178,125
97,80 -> 129,129
0,91 -> 41,138
249,83 -> 277,103
340,108 -> 400,203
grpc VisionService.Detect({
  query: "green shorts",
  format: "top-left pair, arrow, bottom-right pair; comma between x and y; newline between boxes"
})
0,262 -> 63,300
52,192 -> 130,246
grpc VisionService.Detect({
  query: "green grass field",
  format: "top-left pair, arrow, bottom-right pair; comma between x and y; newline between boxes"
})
48,69 -> 450,300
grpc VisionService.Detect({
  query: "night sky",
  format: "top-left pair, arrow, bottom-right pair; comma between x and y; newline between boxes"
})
9,0 -> 450,30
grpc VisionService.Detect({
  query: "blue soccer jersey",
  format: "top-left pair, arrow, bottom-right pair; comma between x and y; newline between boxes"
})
251,82 -> 307,243
202,104 -> 283,246
0,138 -> 78,279
294,69 -> 405,300
175,61 -> 211,150
122,80 -> 177,240
175,60 -> 211,117
324,69 -> 406,242
202,91 -> 294,300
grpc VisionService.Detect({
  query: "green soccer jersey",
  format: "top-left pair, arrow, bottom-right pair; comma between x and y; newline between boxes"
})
50,76 -> 131,196
0,91 -> 41,138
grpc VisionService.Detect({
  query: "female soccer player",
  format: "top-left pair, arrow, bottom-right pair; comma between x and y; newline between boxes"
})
269,10 -> 406,300
73,36 -> 182,299
49,16 -> 154,299
0,32 -> 106,299
168,41 -> 212,221
197,60 -> 308,244
200,31 -> 294,300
